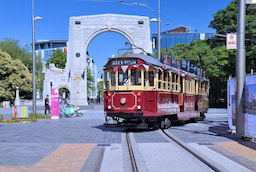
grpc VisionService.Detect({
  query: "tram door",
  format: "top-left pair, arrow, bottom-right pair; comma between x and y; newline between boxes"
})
145,92 -> 157,112
145,71 -> 157,113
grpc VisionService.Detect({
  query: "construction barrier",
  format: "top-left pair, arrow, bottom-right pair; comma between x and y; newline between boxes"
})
227,74 -> 256,139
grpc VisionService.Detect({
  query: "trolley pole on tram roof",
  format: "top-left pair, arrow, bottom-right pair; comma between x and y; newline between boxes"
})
236,0 -> 246,138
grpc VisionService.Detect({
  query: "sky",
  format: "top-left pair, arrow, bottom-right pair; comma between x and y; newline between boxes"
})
0,0 -> 232,74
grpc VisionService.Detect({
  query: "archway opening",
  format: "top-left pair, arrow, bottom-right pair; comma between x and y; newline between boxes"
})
59,87 -> 70,100
87,31 -> 130,71
86,31 -> 129,104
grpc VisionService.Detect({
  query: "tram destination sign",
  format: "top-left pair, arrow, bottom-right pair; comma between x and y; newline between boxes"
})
112,58 -> 137,66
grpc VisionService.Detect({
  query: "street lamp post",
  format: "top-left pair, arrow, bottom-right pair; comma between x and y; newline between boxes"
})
32,0 -> 43,115
157,0 -> 161,59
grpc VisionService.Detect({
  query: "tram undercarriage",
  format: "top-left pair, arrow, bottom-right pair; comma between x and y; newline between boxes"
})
104,113 -> 179,129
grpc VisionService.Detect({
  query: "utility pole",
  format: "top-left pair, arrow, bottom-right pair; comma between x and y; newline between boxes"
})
236,0 -> 246,138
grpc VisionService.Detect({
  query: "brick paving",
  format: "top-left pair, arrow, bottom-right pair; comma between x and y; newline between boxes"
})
215,142 -> 256,163
1,106 -> 256,171
0,143 -> 94,172
0,105 -> 123,171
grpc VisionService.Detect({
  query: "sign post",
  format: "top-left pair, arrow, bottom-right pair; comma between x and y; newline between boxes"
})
51,88 -> 59,119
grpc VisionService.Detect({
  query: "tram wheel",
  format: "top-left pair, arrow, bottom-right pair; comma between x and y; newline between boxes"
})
161,118 -> 171,129
165,118 -> 171,128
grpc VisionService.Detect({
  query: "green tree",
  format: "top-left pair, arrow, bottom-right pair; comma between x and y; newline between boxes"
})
162,43 -> 189,60
46,49 -> 67,69
209,1 -> 238,35
0,38 -> 44,97
209,0 -> 256,73
0,38 -> 32,71
207,0 -> 256,106
97,80 -> 104,102
87,69 -> 95,92
0,49 -> 32,103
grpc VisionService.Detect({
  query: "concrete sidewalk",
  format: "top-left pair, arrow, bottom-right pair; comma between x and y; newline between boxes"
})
0,106 -> 255,172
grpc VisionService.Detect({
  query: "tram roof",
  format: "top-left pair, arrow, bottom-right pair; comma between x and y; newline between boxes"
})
105,53 -> 208,80
106,53 -> 179,71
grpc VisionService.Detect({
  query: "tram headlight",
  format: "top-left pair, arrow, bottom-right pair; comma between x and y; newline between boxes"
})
107,105 -> 111,109
137,105 -> 141,110
120,97 -> 126,105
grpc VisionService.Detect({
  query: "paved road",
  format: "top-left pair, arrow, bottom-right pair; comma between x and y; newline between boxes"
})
0,106 -> 255,172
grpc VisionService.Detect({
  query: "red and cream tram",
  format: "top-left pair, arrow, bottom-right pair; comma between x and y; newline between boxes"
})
103,53 -> 209,129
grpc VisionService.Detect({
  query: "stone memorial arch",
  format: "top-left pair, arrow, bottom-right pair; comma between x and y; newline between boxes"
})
43,14 -> 152,106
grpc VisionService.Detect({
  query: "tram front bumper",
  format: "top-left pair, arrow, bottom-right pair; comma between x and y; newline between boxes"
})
107,112 -> 143,119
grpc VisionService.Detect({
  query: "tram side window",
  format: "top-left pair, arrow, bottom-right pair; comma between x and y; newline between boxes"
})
163,71 -> 168,90
158,70 -> 162,89
149,71 -> 154,86
180,77 -> 183,93
111,71 -> 116,86
176,75 -> 179,91
172,73 -> 176,90
144,71 -> 147,86
167,72 -> 170,90
118,69 -> 128,86
105,72 -> 110,90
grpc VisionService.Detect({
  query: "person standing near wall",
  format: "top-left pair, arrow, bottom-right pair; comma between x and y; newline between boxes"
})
45,95 -> 50,115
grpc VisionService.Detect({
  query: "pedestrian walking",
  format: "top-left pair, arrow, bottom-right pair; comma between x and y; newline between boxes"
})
45,95 -> 50,115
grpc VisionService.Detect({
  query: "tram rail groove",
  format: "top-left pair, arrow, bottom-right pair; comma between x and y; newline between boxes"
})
161,129 -> 221,172
93,147 -> 105,172
126,132 -> 138,172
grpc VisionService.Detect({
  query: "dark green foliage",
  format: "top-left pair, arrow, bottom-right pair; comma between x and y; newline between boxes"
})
46,49 -> 67,69
0,50 -> 32,102
163,0 -> 256,107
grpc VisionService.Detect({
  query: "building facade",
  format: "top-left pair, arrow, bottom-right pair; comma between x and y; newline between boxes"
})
152,27 -> 215,52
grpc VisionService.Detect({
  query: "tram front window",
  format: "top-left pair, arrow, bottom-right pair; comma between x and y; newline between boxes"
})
105,72 -> 110,90
111,71 -> 116,86
131,69 -> 141,85
118,70 -> 128,86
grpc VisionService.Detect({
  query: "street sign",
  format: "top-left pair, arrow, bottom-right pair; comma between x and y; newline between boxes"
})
226,33 -> 237,49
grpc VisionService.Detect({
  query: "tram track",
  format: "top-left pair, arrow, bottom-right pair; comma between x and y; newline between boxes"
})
126,132 -> 138,172
161,129 -> 221,172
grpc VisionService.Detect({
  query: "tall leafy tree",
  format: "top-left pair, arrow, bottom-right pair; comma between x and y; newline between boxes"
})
0,38 -> 32,71
97,80 -> 104,102
0,38 -> 44,97
207,0 -> 256,106
46,49 -> 67,69
0,49 -> 32,102
87,69 -> 95,92
209,0 -> 256,73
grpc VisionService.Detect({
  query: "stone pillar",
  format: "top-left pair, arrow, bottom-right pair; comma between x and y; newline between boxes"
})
15,86 -> 20,106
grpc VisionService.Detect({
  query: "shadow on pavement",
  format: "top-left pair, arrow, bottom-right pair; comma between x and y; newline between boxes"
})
208,123 -> 256,151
